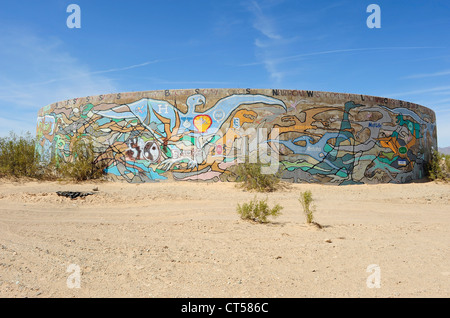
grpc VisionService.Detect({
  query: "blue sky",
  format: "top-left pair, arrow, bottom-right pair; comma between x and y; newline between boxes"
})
1,0 -> 450,146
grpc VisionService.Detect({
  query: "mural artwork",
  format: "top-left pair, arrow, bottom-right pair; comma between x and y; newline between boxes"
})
36,89 -> 437,184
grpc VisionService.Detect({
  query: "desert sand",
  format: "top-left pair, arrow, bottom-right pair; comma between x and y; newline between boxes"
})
0,178 -> 448,298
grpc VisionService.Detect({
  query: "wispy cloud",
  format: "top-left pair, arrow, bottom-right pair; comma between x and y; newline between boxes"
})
239,47 -> 441,67
431,90 -> 450,96
429,97 -> 450,105
249,1 -> 282,40
0,30 -> 119,103
120,76 -> 233,86
0,29 -> 119,136
20,60 -> 163,88
386,85 -> 450,98
403,69 -> 450,79
245,0 -> 292,85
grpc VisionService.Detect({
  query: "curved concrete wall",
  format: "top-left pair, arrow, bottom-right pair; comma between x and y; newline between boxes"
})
36,89 -> 437,184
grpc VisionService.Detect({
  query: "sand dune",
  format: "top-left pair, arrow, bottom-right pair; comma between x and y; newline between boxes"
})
0,178 -> 448,298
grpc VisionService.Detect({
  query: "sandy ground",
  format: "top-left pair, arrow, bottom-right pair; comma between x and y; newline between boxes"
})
0,178 -> 448,298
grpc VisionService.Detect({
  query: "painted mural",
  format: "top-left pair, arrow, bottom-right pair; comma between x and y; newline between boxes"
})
36,89 -> 437,184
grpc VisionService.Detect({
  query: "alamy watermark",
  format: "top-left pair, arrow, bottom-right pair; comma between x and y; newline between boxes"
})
366,264 -> 381,288
367,4 -> 381,29
66,4 -> 81,29
165,127 -> 280,174
66,264 -> 81,289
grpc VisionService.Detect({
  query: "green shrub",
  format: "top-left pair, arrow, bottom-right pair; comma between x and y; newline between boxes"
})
0,131 -> 40,178
299,190 -> 316,224
0,131 -> 106,181
427,150 -> 449,181
237,196 -> 283,223
445,154 -> 450,172
58,136 -> 106,181
232,161 -> 281,192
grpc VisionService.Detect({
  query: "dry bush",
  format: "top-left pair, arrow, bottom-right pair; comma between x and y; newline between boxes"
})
0,132 -> 40,178
57,136 -> 107,181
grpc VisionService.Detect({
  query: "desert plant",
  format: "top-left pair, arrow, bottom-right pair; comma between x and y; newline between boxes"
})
0,131 -> 40,178
0,131 -> 107,181
58,136 -> 106,181
232,161 -> 281,192
445,154 -> 450,172
298,190 -> 317,225
237,196 -> 283,223
427,149 -> 449,180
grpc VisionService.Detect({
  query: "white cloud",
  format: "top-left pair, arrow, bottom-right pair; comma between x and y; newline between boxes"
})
248,1 -> 282,40
21,60 -> 160,88
386,85 -> 450,98
0,30 -> 118,105
0,115 -> 37,137
239,47 -> 440,67
0,29 -> 120,136
403,69 -> 450,79
120,76 -> 233,86
431,98 -> 450,105
245,0 -> 288,86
